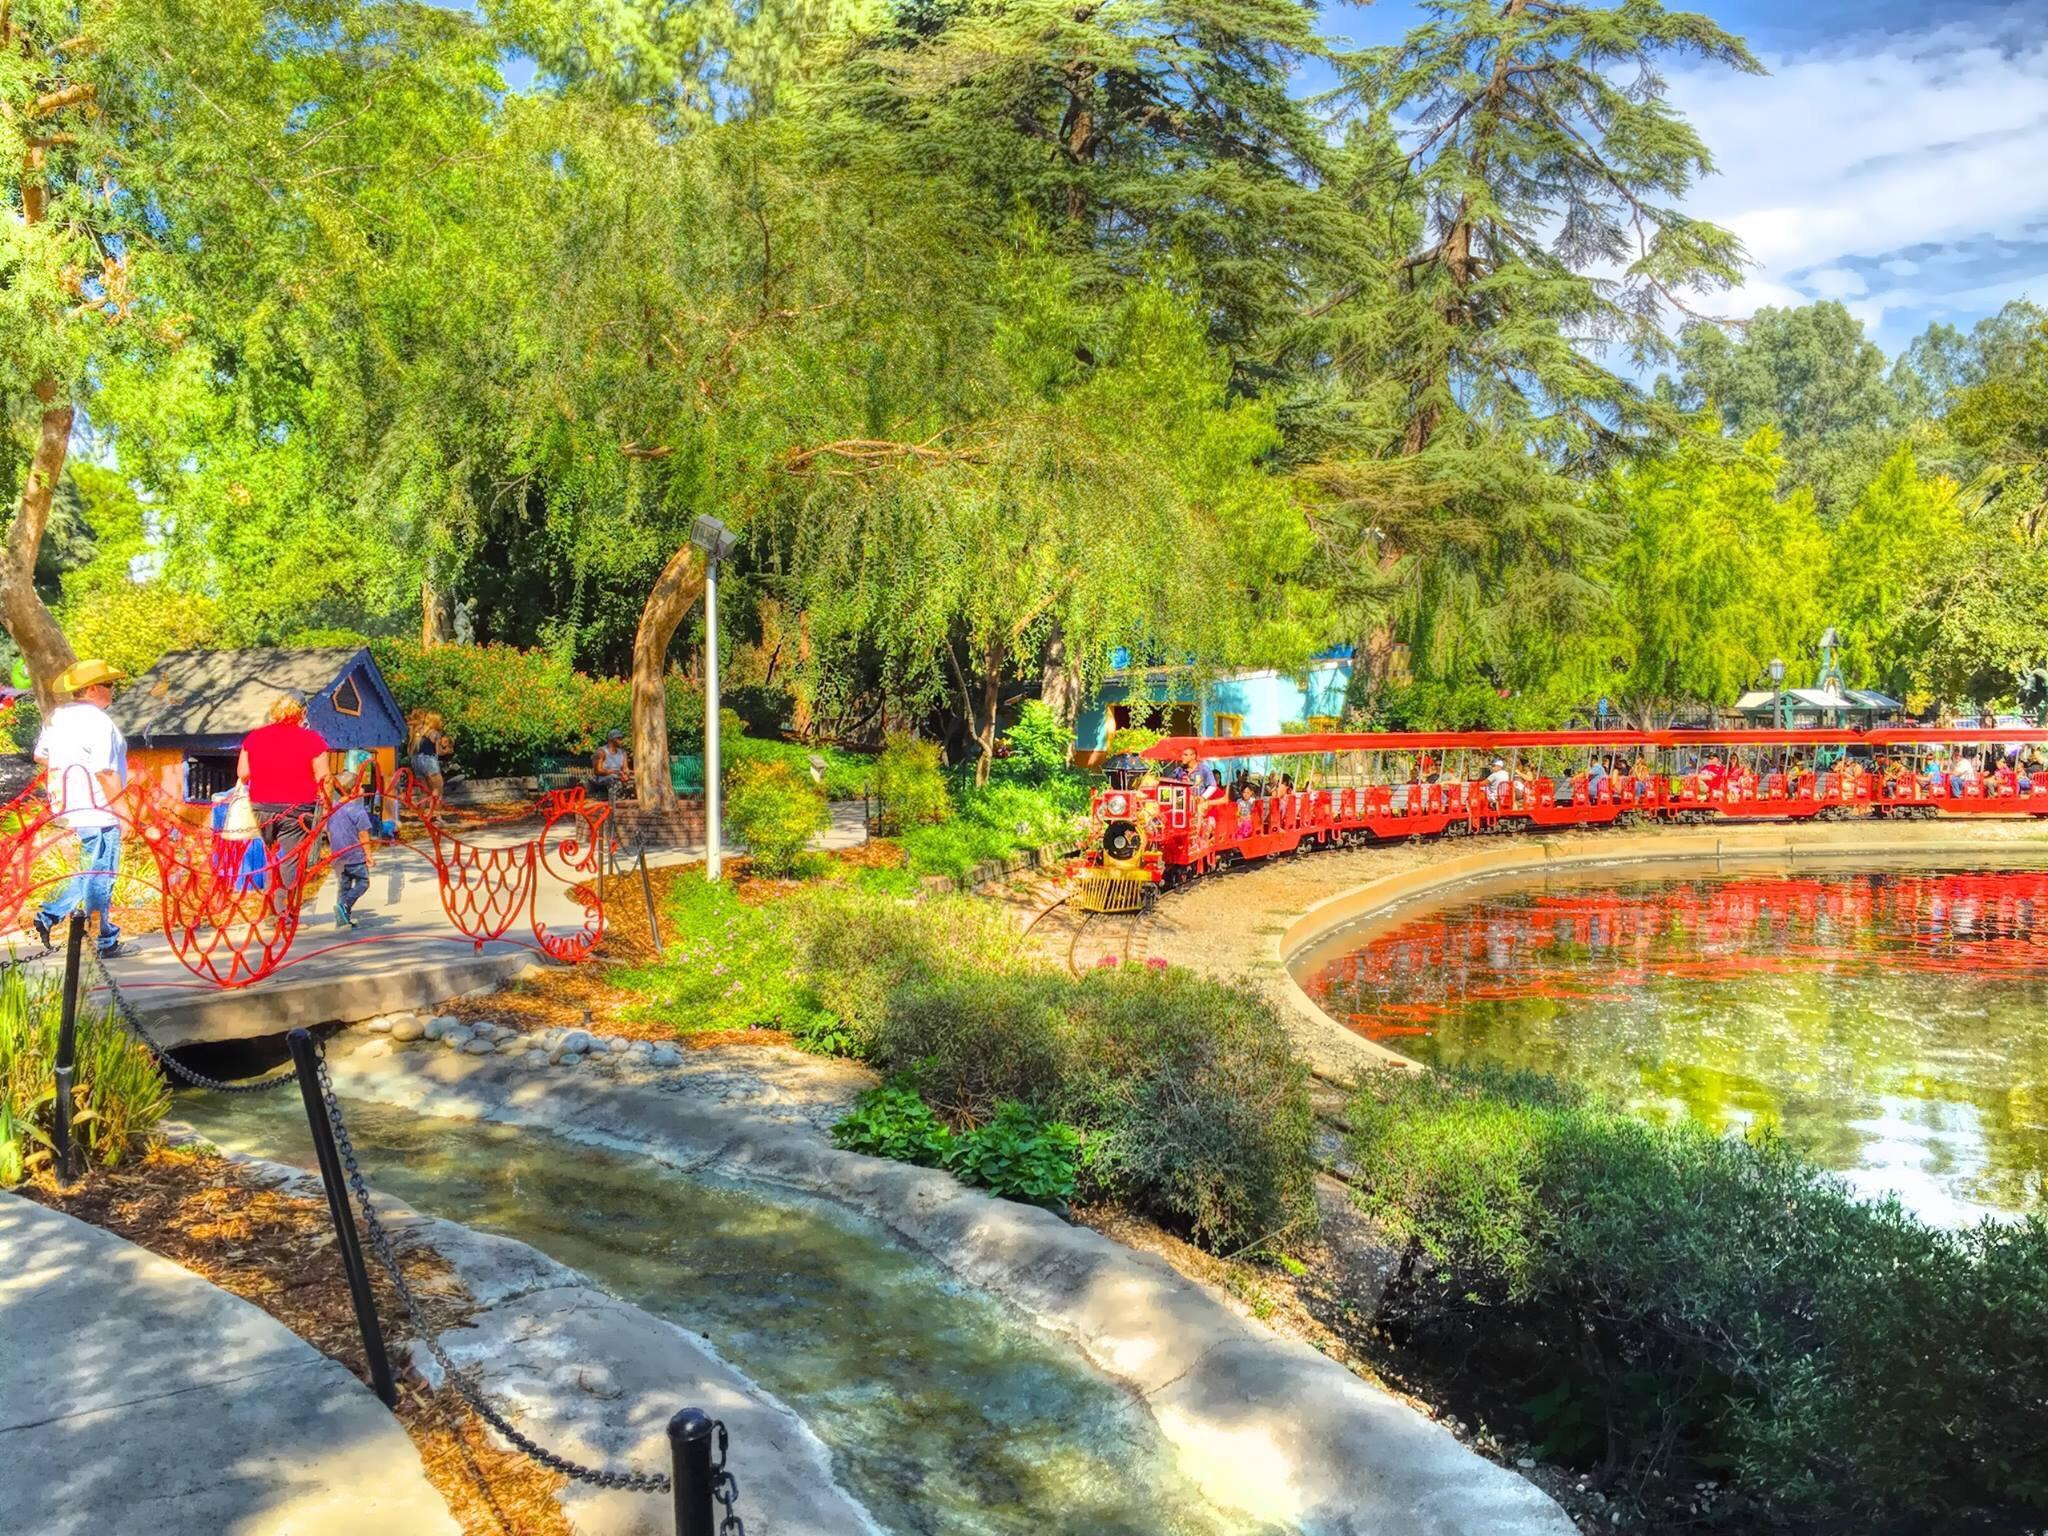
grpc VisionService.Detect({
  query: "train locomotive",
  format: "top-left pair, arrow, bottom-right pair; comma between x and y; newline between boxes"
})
1073,726 -> 2048,914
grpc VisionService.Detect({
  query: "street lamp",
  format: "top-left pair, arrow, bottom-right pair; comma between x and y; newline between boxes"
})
1768,656 -> 1787,729
691,515 -> 739,880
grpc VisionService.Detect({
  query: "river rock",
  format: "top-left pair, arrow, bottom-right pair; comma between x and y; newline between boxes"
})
628,1039 -> 654,1057
557,1051 -> 583,1069
429,1013 -> 462,1034
365,1016 -> 393,1035
519,1052 -> 548,1071
422,1016 -> 448,1041
389,1015 -> 427,1042
442,1027 -> 474,1050
539,1027 -> 566,1050
649,1044 -> 684,1069
462,1038 -> 497,1055
607,1036 -> 631,1054
562,1029 -> 595,1055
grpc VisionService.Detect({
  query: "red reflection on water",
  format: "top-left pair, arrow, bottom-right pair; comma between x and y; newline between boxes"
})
1304,870 -> 2048,1044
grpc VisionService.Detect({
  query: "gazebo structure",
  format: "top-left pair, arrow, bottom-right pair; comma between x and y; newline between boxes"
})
113,646 -> 407,802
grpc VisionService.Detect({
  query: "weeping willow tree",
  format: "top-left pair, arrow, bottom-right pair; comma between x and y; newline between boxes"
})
761,254 -> 1329,783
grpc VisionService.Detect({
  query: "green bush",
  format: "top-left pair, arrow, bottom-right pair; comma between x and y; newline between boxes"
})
875,966 -> 1316,1251
945,1100 -> 1081,1205
777,884 -> 1026,1051
896,774 -> 1089,880
723,723 -> 872,800
1346,1068 -> 2048,1530
997,701 -> 1072,784
831,1088 -> 1081,1207
874,733 -> 950,832
371,639 -> 632,776
832,1085 -> 955,1167
725,759 -> 828,877
0,968 -> 166,1185
7,695 -> 39,756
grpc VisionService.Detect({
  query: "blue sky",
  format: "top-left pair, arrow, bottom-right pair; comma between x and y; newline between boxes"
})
1314,0 -> 2048,356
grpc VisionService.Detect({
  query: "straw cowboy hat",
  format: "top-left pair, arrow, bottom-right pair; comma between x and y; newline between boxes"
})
55,659 -> 124,696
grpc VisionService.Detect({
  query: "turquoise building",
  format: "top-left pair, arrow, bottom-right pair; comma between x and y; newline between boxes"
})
1073,647 -> 1354,763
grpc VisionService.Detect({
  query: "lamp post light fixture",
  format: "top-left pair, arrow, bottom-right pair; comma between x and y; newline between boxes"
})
691,515 -> 739,881
1768,656 -> 1788,729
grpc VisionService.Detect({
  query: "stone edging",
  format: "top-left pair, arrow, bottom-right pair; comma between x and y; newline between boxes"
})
193,1141 -> 883,1536
327,1049 -> 1577,1536
959,841 -> 1077,892
1269,824 -> 2048,1080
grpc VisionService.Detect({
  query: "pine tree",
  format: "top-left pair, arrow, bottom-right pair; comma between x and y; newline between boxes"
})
1299,0 -> 1761,697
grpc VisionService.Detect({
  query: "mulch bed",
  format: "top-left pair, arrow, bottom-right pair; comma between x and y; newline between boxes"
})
24,1148 -> 570,1536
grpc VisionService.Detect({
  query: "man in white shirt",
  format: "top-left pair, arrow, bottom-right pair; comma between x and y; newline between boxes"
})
33,659 -> 130,956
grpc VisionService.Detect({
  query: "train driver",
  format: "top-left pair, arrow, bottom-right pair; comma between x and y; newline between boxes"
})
1172,746 -> 1222,798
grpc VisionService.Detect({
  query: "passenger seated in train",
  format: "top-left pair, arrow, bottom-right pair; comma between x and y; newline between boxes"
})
1235,782 -> 1256,838
1484,758 -> 1511,807
1586,755 -> 1610,800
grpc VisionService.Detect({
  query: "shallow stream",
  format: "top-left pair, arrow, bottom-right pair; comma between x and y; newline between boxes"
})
1291,857 -> 2048,1226
179,1092 -> 1272,1536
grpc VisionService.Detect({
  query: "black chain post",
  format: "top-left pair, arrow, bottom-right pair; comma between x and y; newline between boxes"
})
287,1027 -> 398,1407
52,912 -> 84,1183
669,1409 -> 715,1536
637,849 -> 662,955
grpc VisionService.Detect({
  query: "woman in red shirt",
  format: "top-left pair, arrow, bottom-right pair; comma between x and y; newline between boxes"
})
239,694 -> 333,893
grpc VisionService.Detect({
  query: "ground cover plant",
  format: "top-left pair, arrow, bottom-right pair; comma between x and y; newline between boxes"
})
832,1087 -> 1082,1206
0,967 -> 166,1185
723,759 -> 829,877
1346,1067 -> 2048,1532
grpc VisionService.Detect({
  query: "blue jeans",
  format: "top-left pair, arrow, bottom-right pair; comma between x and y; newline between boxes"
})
39,825 -> 122,953
334,863 -> 369,921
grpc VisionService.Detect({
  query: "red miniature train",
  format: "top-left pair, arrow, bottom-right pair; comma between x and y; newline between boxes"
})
1074,726 -> 2048,913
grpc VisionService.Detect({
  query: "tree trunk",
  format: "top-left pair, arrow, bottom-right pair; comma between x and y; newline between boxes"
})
630,542 -> 706,811
420,575 -> 455,648
973,638 -> 1005,788
1039,620 -> 1083,731
2,383 -> 79,710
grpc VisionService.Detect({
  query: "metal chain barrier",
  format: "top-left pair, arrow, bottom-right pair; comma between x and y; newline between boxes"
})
91,948 -> 298,1094
313,1046 -> 747,1517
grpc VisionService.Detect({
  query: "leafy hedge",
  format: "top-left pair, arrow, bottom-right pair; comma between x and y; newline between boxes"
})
873,967 -> 1316,1251
370,640 -> 704,777
1346,1068 -> 2048,1531
832,1087 -> 1081,1205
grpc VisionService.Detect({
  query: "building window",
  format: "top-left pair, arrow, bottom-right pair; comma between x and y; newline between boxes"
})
331,673 -> 363,718
1213,713 -> 1244,737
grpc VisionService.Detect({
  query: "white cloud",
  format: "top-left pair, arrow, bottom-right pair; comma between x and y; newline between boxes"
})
1665,21 -> 2048,348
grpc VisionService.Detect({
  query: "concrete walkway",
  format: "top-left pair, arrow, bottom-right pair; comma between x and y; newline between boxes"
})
63,799 -> 868,1049
0,1193 -> 456,1536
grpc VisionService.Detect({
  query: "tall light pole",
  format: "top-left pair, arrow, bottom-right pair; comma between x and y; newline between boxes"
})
692,515 -> 739,880
1768,656 -> 1787,729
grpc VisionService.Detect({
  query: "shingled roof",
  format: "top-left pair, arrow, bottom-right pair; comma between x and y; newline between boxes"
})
113,647 -> 407,752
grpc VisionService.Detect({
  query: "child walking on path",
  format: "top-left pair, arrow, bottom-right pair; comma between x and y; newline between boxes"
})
326,774 -> 374,928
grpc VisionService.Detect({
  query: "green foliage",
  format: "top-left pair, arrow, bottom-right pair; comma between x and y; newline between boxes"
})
944,1101 -> 1081,1206
610,872 -> 807,1036
997,701 -> 1071,784
832,1088 -> 1081,1206
724,759 -> 829,877
874,734 -> 951,833
371,640 -> 630,776
723,726 -> 871,800
0,968 -> 167,1185
831,1085 -> 955,1168
7,696 -> 39,755
875,967 -> 1315,1251
62,584 -> 224,682
1346,1068 -> 2048,1529
1103,726 -> 1163,757
896,774 -> 1087,881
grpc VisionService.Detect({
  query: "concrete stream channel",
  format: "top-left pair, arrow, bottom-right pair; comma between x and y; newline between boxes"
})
176,1043 -> 1574,1536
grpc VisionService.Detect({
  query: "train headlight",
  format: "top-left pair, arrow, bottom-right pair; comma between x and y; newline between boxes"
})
1104,793 -> 1130,817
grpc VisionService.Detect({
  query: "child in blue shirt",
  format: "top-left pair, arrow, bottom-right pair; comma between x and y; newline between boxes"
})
326,773 -> 374,927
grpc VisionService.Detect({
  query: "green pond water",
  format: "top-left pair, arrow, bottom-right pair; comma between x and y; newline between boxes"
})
1290,859 -> 2048,1227
178,1092 -> 1270,1536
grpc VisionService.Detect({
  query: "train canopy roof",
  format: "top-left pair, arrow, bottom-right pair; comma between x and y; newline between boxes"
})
1141,727 -> 2048,761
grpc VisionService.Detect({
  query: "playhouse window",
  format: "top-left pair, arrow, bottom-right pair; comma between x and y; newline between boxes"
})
331,673 -> 363,718
1212,713 -> 1244,737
